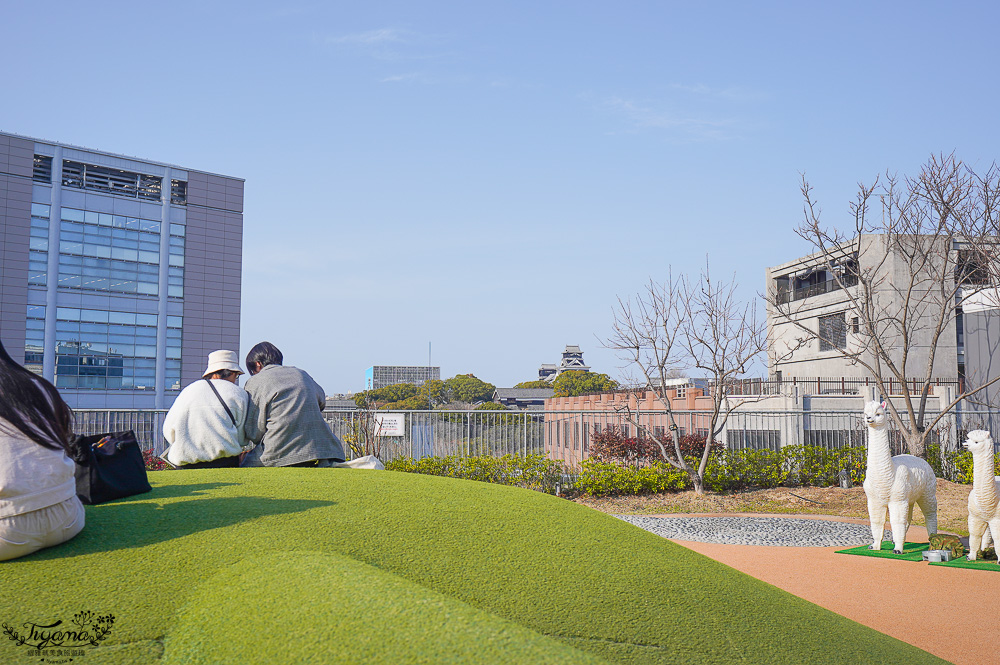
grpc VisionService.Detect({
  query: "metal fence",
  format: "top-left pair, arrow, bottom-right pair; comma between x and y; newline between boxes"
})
74,409 -> 168,452
70,407 -> 1000,462
722,376 -> 964,396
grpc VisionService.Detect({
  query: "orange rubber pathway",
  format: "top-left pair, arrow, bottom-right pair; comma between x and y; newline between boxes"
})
658,515 -> 999,665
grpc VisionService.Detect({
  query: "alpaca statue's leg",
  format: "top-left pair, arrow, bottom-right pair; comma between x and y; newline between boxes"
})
968,516 -> 988,561
988,519 -> 1000,565
983,525 -> 993,550
888,501 -> 910,554
916,491 -> 938,537
867,497 -> 888,550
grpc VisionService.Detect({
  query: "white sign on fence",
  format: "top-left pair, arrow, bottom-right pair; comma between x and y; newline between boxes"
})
374,413 -> 405,437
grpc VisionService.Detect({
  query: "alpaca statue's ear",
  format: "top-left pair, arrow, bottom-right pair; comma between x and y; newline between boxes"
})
879,400 -> 886,409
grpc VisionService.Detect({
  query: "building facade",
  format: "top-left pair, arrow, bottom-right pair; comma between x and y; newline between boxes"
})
766,235 -> 964,382
0,132 -> 243,408
365,365 -> 440,390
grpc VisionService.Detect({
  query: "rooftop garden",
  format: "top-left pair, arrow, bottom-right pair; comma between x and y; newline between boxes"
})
0,469 -> 946,664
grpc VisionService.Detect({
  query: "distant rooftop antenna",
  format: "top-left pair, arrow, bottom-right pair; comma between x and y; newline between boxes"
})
428,342 -> 432,369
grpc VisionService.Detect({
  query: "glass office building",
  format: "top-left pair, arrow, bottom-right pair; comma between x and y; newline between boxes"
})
0,132 -> 243,408
365,366 -> 441,390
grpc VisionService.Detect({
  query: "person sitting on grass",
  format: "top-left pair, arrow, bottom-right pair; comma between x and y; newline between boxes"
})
240,341 -> 345,468
161,350 -> 259,469
0,339 -> 85,561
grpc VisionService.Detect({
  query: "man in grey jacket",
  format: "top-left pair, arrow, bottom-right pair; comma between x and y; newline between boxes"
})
240,342 -> 346,467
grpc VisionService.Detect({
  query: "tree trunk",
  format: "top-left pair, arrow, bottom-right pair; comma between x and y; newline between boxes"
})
691,472 -> 705,496
905,430 -> 926,458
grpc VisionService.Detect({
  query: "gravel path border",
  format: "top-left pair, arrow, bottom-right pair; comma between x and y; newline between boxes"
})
615,515 -> 892,547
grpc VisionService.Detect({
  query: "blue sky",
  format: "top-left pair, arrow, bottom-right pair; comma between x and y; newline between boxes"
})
3,1 -> 999,392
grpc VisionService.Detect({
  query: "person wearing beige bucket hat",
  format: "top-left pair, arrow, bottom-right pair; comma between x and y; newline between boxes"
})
161,350 -> 260,468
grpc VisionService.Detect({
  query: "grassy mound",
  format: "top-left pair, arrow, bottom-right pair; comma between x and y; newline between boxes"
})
163,551 -> 605,664
0,469 -> 947,664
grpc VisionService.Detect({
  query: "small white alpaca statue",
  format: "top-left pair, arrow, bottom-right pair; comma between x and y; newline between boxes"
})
963,430 -> 1000,562
862,400 -> 938,553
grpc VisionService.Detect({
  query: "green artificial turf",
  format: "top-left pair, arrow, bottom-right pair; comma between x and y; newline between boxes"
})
835,541 -> 929,561
929,557 -> 1000,572
0,470 -> 949,664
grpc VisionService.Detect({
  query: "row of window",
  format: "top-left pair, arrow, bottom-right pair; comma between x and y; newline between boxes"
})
24,306 -> 182,391
32,155 -> 188,206
26,206 -> 185,298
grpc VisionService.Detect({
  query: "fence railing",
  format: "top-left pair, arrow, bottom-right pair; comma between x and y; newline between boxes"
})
74,409 -> 168,452
70,407 -> 1000,462
775,274 -> 858,304
722,376 -> 964,396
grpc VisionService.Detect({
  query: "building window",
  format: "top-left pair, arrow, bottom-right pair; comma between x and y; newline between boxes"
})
28,204 -> 50,287
61,160 -> 162,202
57,208 -> 162,296
956,250 -> 990,286
851,316 -> 860,334
52,308 -> 167,391
171,179 -> 187,205
24,305 -> 46,375
818,313 -> 847,351
32,155 -> 52,183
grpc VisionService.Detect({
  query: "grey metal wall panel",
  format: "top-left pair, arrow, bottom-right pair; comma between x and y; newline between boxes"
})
0,136 -> 34,363
181,171 -> 243,385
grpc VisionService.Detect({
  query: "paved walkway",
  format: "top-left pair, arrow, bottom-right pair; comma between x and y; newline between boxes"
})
633,514 -> 998,665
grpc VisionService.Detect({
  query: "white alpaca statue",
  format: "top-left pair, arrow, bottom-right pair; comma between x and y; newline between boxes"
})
862,400 -> 938,554
963,430 -> 1000,562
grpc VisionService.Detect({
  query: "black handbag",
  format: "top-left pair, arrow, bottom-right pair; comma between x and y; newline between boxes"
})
72,430 -> 152,505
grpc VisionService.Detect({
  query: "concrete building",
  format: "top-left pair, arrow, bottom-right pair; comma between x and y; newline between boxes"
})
365,365 -> 440,390
538,344 -> 590,382
0,132 -> 243,408
765,235 -> 981,386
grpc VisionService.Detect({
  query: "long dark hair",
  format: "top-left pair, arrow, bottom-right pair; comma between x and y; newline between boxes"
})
0,338 -> 73,453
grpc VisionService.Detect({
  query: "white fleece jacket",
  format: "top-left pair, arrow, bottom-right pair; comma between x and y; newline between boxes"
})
162,379 -> 254,466
0,416 -> 76,518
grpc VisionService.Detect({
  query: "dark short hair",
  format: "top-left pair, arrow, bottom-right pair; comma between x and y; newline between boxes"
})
207,369 -> 240,381
246,342 -> 283,374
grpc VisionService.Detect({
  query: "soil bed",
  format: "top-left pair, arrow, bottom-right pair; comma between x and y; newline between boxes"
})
574,479 -> 971,536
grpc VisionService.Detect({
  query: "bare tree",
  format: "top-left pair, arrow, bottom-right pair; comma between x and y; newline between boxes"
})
342,395 -> 385,460
607,263 -> 766,495
767,153 -> 1000,456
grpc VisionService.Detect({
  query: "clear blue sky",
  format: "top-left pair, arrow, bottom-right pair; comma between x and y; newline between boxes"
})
4,1 -> 999,392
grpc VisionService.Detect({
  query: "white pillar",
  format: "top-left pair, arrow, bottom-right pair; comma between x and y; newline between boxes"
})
154,168 -> 171,408
42,147 -> 63,381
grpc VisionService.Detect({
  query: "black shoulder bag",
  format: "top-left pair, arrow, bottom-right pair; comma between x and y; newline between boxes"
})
72,430 -> 152,505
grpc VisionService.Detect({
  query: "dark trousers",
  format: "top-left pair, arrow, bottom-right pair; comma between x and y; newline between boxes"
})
285,458 -> 346,468
178,456 -> 241,469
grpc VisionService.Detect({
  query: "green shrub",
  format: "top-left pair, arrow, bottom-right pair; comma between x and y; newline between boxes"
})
703,449 -> 787,492
385,454 -> 565,494
780,445 -> 867,487
924,445 -> 1000,483
386,444 -> 1000,499
576,460 -> 690,496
